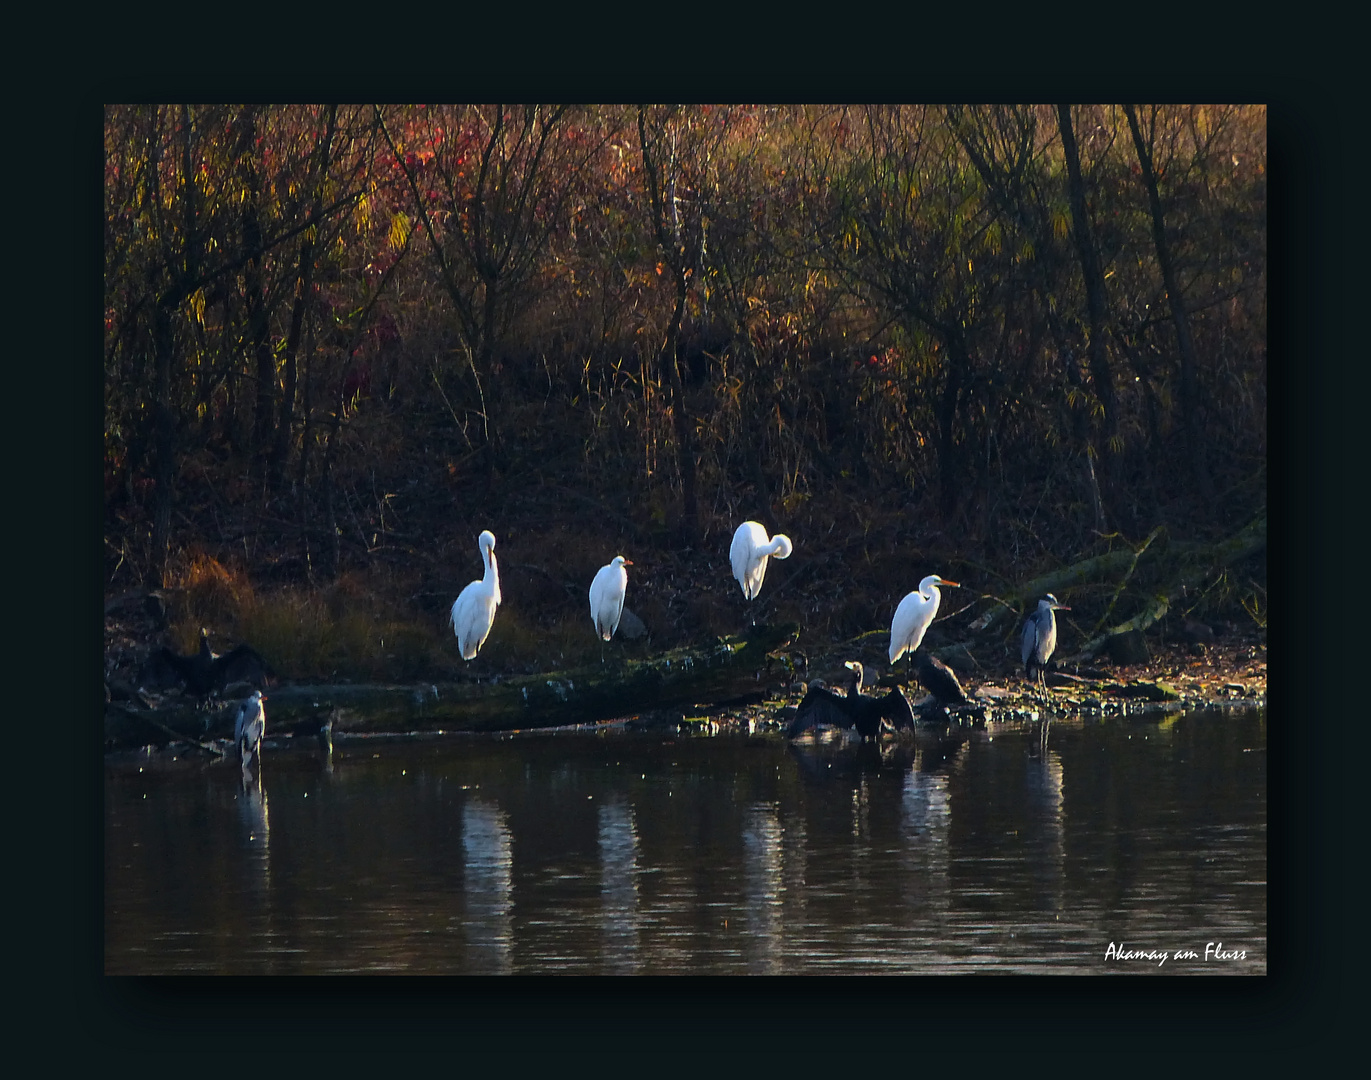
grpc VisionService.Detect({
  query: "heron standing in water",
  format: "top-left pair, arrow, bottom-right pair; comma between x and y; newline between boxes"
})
234,690 -> 267,763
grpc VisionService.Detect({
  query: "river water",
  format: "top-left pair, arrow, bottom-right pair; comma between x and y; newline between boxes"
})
104,706 -> 1265,974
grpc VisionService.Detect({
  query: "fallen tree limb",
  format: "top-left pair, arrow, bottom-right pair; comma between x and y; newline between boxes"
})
1064,514 -> 1266,661
105,622 -> 800,752
967,514 -> 1265,647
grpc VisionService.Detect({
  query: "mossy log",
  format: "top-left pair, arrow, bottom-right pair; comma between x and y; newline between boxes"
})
105,622 -> 800,751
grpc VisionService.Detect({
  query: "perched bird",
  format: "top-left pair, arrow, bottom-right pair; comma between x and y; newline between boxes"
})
141,628 -> 271,702
1022,594 -> 1071,687
889,575 -> 961,665
730,521 -> 793,604
786,661 -> 915,739
234,690 -> 267,763
450,530 -> 501,660
589,555 -> 634,641
912,650 -> 971,706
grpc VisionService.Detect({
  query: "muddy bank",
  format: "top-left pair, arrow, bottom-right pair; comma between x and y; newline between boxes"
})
104,614 -> 1265,755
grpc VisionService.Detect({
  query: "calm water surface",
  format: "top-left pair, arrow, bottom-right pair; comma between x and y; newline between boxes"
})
105,707 -> 1266,974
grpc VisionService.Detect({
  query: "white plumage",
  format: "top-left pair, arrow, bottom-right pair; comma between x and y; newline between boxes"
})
888,574 -> 961,664
730,521 -> 794,602
589,555 -> 633,641
450,530 -> 501,660
234,690 -> 266,761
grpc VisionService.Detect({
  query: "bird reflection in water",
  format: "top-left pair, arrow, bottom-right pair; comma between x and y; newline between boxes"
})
1023,739 -> 1066,913
787,736 -> 922,785
900,764 -> 952,913
238,759 -> 270,844
236,758 -> 272,904
461,797 -> 513,973
741,803 -> 784,973
598,799 -> 641,973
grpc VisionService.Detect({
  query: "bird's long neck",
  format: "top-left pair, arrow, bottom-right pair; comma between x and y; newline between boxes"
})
484,548 -> 501,604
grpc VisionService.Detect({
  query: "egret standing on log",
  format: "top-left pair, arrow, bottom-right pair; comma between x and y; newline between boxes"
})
888,575 -> 961,665
234,690 -> 266,763
589,555 -> 634,641
730,521 -> 793,619
450,530 -> 501,660
1022,594 -> 1070,687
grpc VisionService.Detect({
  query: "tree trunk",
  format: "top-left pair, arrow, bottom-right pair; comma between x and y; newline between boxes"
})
664,272 -> 699,541
1122,104 -> 1215,503
238,107 -> 275,483
1056,104 -> 1119,528
937,331 -> 967,519
149,302 -> 176,587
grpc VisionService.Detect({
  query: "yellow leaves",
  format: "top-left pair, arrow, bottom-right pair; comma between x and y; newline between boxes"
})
189,288 -> 206,327
389,211 -> 412,251
1051,210 -> 1070,240
355,184 -> 374,234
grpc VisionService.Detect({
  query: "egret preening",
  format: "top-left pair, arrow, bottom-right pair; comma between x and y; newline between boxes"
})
234,690 -> 267,762
589,556 -> 634,641
888,575 -> 961,665
450,531 -> 501,660
1022,594 -> 1070,687
786,660 -> 915,740
730,521 -> 793,608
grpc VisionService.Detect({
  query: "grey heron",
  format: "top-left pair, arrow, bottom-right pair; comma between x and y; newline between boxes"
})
1022,594 -> 1071,687
234,690 -> 267,762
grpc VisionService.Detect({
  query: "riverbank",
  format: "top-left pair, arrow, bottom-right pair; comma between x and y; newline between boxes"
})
104,586 -> 1265,754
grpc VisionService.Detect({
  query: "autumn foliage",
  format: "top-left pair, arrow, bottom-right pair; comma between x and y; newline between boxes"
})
103,104 -> 1266,676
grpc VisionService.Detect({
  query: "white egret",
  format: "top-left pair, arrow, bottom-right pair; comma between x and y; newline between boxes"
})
730,521 -> 793,603
234,690 -> 267,762
589,555 -> 634,641
1022,594 -> 1070,687
450,530 -> 501,660
888,575 -> 961,664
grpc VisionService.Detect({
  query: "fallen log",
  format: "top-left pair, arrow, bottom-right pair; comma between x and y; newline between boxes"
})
105,622 -> 800,752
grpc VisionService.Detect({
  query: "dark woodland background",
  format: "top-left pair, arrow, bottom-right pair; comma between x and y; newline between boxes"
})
101,104 -> 1269,680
